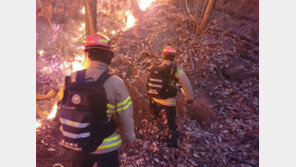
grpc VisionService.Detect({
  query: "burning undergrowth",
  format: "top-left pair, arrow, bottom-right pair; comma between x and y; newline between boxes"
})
37,0 -> 259,166
36,0 -> 151,124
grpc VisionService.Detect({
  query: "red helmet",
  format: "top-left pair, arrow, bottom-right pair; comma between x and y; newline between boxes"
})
162,46 -> 176,55
84,34 -> 112,52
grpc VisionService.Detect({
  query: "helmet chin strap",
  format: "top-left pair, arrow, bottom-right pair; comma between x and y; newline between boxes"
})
105,55 -> 113,65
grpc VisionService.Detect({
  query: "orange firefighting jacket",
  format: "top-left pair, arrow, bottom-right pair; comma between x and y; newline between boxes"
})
65,61 -> 135,154
152,60 -> 194,106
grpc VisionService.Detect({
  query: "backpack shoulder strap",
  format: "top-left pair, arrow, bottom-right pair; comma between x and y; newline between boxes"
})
76,69 -> 86,82
163,63 -> 176,78
166,63 -> 177,87
64,76 -> 71,87
170,63 -> 177,79
95,71 -> 111,86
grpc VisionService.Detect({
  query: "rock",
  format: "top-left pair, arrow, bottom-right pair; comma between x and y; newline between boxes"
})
225,65 -> 246,81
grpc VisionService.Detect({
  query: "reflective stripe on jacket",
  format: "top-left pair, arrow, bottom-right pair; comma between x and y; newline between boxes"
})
152,97 -> 176,106
152,60 -> 194,106
68,61 -> 135,154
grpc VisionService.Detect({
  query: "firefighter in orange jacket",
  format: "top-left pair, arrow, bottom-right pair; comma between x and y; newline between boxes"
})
147,46 -> 194,148
62,34 -> 135,167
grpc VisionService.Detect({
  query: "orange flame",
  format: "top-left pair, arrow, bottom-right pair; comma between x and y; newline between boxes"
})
72,54 -> 85,72
47,103 -> 58,119
138,0 -> 155,11
123,11 -> 136,31
81,7 -> 85,14
36,120 -> 41,128
72,61 -> 84,72
39,50 -> 44,56
79,23 -> 85,32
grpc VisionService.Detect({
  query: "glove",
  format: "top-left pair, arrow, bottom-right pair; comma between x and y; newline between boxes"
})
186,100 -> 193,105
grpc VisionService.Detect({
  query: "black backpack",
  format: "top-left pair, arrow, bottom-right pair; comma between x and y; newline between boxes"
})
57,70 -> 115,153
147,63 -> 177,99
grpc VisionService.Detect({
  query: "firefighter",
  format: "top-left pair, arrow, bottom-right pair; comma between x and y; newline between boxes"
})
147,46 -> 194,148
60,34 -> 135,167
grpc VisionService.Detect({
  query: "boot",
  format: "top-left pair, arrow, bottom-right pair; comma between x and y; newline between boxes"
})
168,130 -> 178,148
149,108 -> 160,119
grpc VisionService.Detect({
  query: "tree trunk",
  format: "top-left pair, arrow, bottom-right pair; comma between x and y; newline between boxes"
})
84,0 -> 97,36
84,0 -> 97,68
197,0 -> 216,34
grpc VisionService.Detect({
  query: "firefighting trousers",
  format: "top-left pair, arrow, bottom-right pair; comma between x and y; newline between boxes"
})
71,150 -> 119,167
150,99 -> 177,133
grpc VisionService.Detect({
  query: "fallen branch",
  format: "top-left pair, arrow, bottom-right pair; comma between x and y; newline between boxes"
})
188,49 -> 197,74
197,69 -> 210,93
214,67 -> 229,84
188,48 -> 198,87
36,88 -> 58,100
229,33 -> 258,50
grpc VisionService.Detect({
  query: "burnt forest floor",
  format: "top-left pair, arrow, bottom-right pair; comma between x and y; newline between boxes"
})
36,0 -> 259,166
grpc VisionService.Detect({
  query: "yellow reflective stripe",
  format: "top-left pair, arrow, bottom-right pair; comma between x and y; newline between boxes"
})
97,135 -> 121,150
175,69 -> 185,78
68,120 -> 78,125
117,96 -> 131,107
116,101 -> 132,112
97,139 -> 122,149
103,135 -> 120,142
153,97 -> 176,106
98,39 -> 109,43
106,103 -> 115,114
107,103 -> 115,109
107,109 -> 115,114
60,118 -> 90,128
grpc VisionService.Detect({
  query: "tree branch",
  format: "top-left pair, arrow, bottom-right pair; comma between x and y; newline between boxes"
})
185,0 -> 194,19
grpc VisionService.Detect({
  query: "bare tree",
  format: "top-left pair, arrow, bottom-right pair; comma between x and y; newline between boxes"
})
174,0 -> 217,35
197,0 -> 216,34
84,0 -> 97,36
84,0 -> 97,68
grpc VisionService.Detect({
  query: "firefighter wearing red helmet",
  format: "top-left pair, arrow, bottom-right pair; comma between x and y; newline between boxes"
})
58,33 -> 135,167
147,46 -> 194,148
